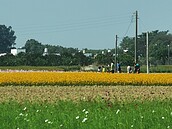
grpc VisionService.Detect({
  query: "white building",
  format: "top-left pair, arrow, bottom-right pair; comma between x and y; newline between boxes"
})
84,53 -> 92,57
11,48 -> 26,56
0,53 -> 7,57
43,48 -> 48,56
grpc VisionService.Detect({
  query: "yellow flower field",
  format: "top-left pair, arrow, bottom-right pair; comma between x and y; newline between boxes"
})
0,72 -> 171,86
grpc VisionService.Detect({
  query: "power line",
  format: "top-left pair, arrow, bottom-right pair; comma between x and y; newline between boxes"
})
122,14 -> 134,38
10,14 -> 132,36
139,18 -> 147,34
12,12 -> 132,29
0,12 -> 135,40
17,22 -> 131,36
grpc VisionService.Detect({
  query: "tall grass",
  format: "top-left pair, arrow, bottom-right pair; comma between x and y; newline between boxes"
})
0,100 -> 171,129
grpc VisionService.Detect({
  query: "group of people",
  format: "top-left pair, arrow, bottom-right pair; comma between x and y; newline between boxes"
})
97,62 -> 121,73
97,62 -> 140,74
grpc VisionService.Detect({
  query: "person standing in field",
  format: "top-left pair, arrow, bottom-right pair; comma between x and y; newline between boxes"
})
117,62 -> 121,73
102,66 -> 106,72
134,63 -> 140,74
106,64 -> 110,73
98,66 -> 101,72
127,66 -> 132,73
110,62 -> 115,73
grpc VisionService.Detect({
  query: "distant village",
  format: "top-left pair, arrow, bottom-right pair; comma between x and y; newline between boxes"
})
0,47 -> 113,58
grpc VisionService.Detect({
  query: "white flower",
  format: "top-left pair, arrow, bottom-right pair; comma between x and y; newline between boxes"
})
167,126 -> 170,128
45,119 -> 49,122
36,110 -> 39,112
171,112 -> 172,116
116,109 -> 120,114
48,121 -> 53,124
152,110 -> 155,113
131,125 -> 134,128
82,109 -> 86,112
85,111 -> 89,114
23,107 -> 27,111
141,116 -> 144,119
24,118 -> 29,122
76,116 -> 79,119
162,117 -> 165,119
60,124 -> 63,127
82,118 -> 88,123
19,113 -> 24,116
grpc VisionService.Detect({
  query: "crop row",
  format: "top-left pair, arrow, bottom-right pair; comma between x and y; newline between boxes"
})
0,72 -> 172,86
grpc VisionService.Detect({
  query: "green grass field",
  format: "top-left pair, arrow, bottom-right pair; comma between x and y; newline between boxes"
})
0,85 -> 171,128
0,66 -> 81,71
0,100 -> 172,129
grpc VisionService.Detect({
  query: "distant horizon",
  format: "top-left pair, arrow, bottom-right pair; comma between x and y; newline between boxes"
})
12,29 -> 170,50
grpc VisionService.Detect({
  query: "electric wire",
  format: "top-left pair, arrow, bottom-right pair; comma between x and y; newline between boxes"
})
122,14 -> 134,38
10,13 -> 132,36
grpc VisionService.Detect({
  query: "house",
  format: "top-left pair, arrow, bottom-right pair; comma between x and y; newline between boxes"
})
11,48 -> 26,56
0,53 -> 7,57
84,53 -> 93,57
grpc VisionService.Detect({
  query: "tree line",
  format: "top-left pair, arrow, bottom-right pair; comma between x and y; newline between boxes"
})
0,24 -> 171,66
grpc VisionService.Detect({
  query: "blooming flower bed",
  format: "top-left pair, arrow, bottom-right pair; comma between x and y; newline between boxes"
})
0,72 -> 172,86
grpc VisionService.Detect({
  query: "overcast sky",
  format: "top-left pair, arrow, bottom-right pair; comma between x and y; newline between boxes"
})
1,0 -> 172,49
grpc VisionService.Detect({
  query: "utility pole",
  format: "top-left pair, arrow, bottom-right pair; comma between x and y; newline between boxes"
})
135,10 -> 138,63
167,45 -> 170,65
146,32 -> 149,74
115,35 -> 118,72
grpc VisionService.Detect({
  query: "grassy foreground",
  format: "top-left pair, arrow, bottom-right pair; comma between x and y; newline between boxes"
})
0,86 -> 172,129
0,100 -> 172,129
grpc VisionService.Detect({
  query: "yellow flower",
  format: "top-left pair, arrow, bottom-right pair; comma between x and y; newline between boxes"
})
0,72 -> 171,86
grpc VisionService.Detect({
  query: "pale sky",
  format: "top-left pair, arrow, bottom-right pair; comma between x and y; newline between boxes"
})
1,0 -> 172,49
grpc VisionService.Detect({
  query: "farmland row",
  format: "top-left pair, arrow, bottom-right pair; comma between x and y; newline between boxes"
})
0,72 -> 172,86
0,86 -> 172,103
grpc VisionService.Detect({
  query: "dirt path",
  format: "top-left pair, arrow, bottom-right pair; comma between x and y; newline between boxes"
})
0,86 -> 172,103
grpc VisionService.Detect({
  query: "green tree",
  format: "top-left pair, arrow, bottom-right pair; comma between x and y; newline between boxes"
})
44,55 -> 61,66
61,52 -> 73,65
16,52 -> 27,65
119,30 -> 172,65
149,30 -> 172,65
0,54 -> 16,66
0,25 -> 16,53
94,52 -> 114,65
73,52 -> 92,66
25,39 -> 44,54
119,36 -> 135,64
118,53 -> 134,66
